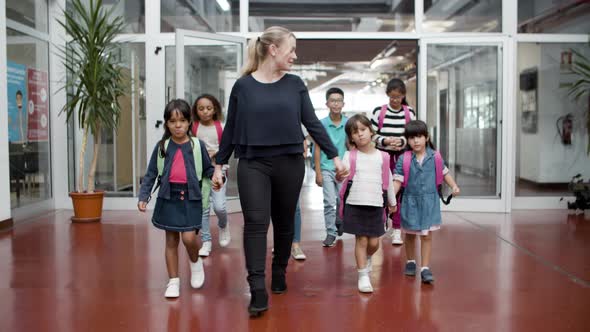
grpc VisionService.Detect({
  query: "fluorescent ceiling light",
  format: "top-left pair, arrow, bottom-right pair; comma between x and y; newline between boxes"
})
216,0 -> 230,11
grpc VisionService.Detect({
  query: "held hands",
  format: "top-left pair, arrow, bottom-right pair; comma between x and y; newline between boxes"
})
384,137 -> 404,151
138,201 -> 147,212
211,166 -> 225,191
333,157 -> 349,181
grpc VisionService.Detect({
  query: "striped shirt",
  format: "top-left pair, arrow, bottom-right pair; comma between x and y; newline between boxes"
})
371,105 -> 416,151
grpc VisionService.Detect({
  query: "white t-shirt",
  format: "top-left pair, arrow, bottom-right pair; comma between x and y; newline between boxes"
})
342,149 -> 396,207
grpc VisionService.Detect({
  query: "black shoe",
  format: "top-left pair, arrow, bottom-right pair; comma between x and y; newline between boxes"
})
322,235 -> 336,247
271,274 -> 287,294
248,290 -> 268,317
336,222 -> 344,236
421,268 -> 435,284
404,261 -> 417,276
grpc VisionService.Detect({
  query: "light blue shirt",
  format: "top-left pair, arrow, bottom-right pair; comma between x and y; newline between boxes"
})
317,115 -> 348,171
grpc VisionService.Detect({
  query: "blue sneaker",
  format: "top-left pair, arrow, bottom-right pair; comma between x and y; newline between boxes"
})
421,268 -> 435,284
404,261 -> 417,276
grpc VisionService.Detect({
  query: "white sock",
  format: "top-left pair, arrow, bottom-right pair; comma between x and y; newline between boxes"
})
420,266 -> 430,272
169,277 -> 180,283
407,259 -> 416,264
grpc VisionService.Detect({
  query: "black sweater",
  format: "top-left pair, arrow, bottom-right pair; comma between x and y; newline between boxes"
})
216,73 -> 338,164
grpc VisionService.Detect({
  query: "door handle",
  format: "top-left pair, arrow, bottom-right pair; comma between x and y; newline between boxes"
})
155,120 -> 163,128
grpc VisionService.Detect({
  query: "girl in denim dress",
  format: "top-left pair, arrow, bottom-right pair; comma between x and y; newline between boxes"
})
138,99 -> 218,298
393,120 -> 460,284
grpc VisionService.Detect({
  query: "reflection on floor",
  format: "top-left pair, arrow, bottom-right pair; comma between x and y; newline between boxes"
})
1,189 -> 589,331
516,178 -> 570,197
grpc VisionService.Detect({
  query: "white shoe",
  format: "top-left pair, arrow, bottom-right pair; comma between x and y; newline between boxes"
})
357,269 -> 373,293
219,227 -> 231,247
391,229 -> 404,245
199,241 -> 212,257
165,278 -> 180,298
190,258 -> 205,289
291,246 -> 306,260
366,255 -> 372,272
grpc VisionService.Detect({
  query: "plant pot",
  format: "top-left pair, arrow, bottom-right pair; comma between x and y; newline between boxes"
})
69,190 -> 105,223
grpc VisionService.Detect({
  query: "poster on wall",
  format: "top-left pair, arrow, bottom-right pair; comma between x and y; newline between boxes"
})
6,61 -> 28,143
27,68 -> 49,141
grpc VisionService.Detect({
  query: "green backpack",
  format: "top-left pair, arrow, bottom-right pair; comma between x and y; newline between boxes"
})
156,137 -> 211,210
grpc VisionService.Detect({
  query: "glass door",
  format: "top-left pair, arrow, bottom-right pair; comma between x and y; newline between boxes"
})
419,37 -> 509,212
173,30 -> 246,210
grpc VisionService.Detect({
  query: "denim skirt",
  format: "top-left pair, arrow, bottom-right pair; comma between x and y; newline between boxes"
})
342,204 -> 386,237
152,183 -> 202,232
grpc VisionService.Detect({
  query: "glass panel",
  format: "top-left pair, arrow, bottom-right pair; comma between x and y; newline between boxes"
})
166,39 -> 242,197
249,0 -> 415,32
6,0 -> 48,33
6,29 -> 51,208
90,43 -> 146,197
426,44 -> 501,197
515,43 -> 590,197
66,0 -> 145,33
423,0 -> 501,32
291,39 -> 418,118
518,0 -> 590,33
161,0 -> 239,32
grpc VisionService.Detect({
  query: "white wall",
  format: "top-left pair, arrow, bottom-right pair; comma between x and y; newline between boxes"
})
518,43 -> 590,183
0,4 -> 11,221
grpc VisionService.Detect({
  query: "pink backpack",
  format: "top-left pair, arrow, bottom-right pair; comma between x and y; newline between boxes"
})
377,104 -> 411,131
402,150 -> 452,205
338,149 -> 390,221
192,120 -> 223,143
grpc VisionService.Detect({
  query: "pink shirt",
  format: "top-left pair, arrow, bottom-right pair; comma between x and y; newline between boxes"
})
168,149 -> 187,183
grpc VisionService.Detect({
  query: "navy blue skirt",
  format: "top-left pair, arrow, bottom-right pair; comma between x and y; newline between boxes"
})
152,183 -> 202,232
342,204 -> 386,237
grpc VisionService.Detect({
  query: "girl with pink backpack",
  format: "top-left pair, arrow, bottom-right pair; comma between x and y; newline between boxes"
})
393,120 -> 460,284
339,114 -> 397,293
370,78 -> 416,246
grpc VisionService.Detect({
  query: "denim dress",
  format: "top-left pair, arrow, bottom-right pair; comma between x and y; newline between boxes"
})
394,148 -> 443,232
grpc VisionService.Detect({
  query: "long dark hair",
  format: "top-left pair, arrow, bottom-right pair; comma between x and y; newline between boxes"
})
192,94 -> 224,122
404,120 -> 435,150
159,99 -> 193,157
345,114 -> 375,148
386,78 -> 409,106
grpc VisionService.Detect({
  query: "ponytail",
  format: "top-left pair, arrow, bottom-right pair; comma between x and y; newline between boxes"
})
241,26 -> 295,77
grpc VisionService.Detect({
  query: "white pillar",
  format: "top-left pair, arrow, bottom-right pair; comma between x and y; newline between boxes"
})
0,0 -> 12,223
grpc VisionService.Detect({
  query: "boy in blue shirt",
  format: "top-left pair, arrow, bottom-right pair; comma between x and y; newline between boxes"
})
314,87 -> 348,247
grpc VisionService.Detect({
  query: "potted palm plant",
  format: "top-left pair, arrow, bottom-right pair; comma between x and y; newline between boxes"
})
58,0 -> 127,222
566,46 -> 590,155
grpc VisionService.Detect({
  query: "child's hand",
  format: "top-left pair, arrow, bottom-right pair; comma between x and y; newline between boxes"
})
138,201 -> 147,212
315,172 -> 323,187
388,205 -> 397,215
211,177 -> 223,191
451,186 -> 460,197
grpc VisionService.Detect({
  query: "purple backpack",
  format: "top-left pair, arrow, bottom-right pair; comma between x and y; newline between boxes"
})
338,149 -> 390,221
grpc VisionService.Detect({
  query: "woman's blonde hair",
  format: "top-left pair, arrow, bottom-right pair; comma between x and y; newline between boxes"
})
241,26 -> 295,77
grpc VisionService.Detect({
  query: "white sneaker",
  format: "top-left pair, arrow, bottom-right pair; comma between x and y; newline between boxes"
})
366,255 -> 373,272
199,241 -> 212,257
190,258 -> 205,289
165,278 -> 180,298
291,246 -> 306,260
391,229 -> 404,245
357,269 -> 373,293
219,227 -> 231,247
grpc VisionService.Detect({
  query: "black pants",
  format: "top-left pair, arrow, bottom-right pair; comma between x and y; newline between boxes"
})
237,154 -> 305,291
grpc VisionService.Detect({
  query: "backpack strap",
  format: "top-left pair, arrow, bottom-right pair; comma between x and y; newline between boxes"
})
214,120 -> 223,143
377,104 -> 388,131
192,122 -> 199,136
434,151 -> 444,187
402,105 -> 411,124
338,149 -> 357,220
380,151 -> 390,192
402,150 -> 412,188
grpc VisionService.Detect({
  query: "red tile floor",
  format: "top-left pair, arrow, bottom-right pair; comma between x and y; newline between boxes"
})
1,187 -> 589,331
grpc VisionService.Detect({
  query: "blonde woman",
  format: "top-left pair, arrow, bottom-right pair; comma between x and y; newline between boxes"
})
212,26 -> 347,317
